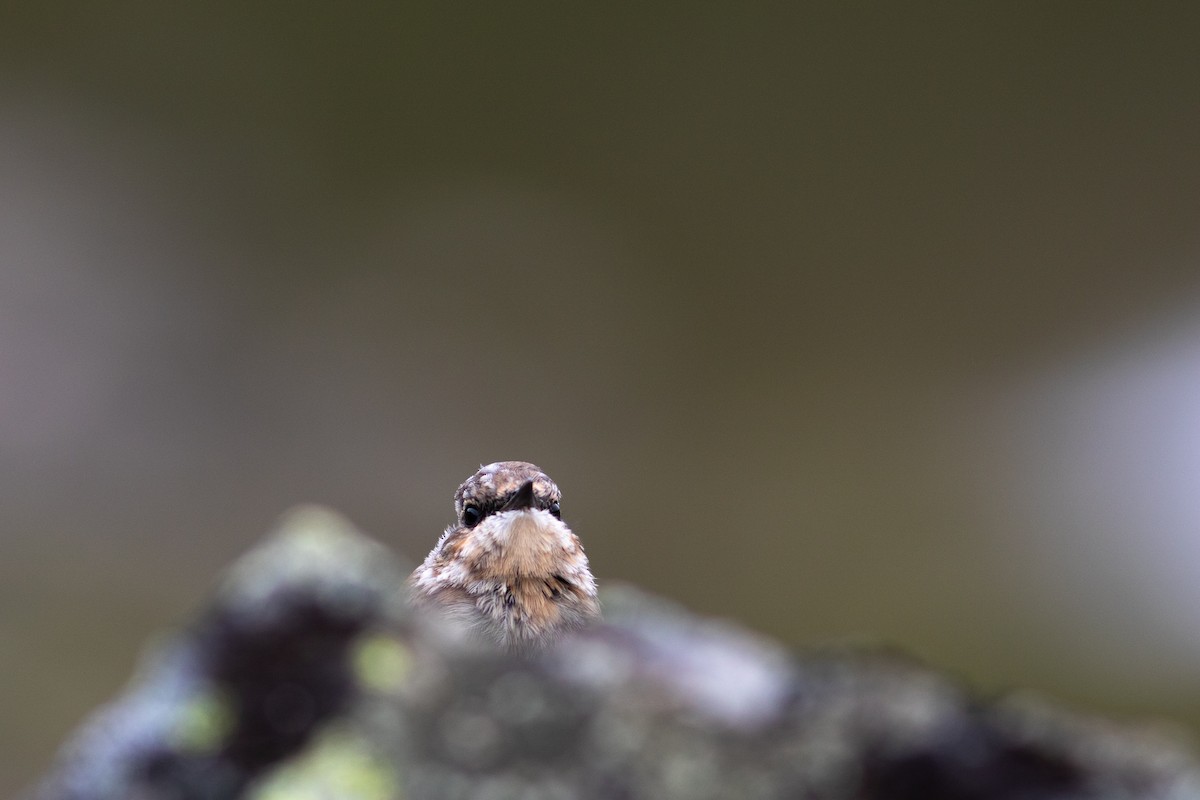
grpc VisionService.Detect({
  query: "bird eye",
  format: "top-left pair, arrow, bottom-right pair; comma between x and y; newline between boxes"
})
548,501 -> 561,519
462,505 -> 482,527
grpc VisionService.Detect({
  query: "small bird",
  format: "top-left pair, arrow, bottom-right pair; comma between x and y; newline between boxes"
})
408,461 -> 600,652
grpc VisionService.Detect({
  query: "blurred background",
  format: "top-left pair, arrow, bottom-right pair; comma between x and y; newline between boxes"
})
3,4 -> 1200,793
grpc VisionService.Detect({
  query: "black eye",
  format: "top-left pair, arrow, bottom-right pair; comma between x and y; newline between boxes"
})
462,505 -> 482,527
548,501 -> 561,519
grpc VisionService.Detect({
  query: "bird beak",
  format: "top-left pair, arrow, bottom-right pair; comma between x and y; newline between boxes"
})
503,479 -> 536,512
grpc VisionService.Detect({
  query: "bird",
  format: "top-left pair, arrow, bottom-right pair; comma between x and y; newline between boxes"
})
407,461 -> 600,652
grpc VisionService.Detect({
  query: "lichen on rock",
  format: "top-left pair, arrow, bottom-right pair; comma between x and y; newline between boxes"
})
31,507 -> 1200,800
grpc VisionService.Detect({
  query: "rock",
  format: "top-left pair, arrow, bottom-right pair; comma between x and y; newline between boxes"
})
30,508 -> 1200,800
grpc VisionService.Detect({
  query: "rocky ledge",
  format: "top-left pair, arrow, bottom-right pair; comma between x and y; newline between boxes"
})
31,507 -> 1200,800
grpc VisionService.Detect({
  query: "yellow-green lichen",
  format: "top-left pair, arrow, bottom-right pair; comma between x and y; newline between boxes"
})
171,689 -> 234,752
353,634 -> 411,694
250,728 -> 401,800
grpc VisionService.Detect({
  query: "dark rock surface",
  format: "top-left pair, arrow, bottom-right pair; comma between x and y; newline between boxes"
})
31,508 -> 1200,800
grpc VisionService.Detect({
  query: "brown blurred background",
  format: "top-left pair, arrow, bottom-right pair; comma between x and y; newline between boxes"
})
3,4 -> 1200,793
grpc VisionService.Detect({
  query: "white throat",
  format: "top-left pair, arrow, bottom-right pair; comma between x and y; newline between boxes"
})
470,509 -> 569,572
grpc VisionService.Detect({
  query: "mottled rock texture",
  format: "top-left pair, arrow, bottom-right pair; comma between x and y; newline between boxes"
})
31,508 -> 1200,800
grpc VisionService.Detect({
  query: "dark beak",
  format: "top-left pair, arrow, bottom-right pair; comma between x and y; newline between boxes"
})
503,479 -> 536,511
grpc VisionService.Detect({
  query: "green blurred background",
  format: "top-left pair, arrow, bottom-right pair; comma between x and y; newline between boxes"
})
3,4 -> 1200,793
